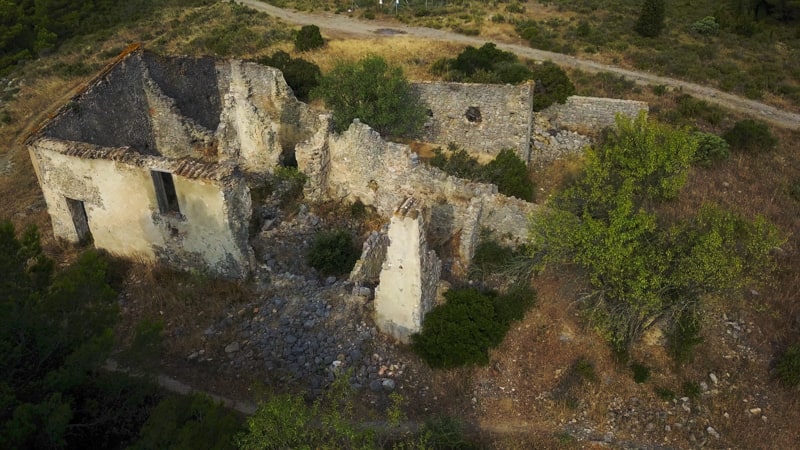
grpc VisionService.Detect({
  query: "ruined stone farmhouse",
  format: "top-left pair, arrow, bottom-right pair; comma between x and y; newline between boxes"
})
26,45 -> 646,341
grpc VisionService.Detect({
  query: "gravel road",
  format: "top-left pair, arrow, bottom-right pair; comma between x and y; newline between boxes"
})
241,0 -> 799,131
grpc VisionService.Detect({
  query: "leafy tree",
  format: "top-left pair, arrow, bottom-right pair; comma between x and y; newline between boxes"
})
529,116 -> 783,354
530,61 -> 575,111
0,221 -> 159,448
634,0 -> 666,38
312,55 -> 426,137
294,24 -> 324,52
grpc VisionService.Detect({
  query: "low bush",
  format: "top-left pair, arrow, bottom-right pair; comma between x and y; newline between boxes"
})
432,42 -> 533,84
412,288 -> 505,368
724,119 -> 778,154
429,145 -> 535,200
307,229 -> 359,276
776,345 -> 800,387
294,24 -> 324,51
412,286 -> 536,368
630,362 -> 651,383
692,131 -> 730,167
484,149 -> 535,201
691,16 -> 720,35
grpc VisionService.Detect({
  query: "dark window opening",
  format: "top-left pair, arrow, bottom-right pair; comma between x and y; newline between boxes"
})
65,197 -> 93,245
465,106 -> 482,123
426,108 -> 434,117
151,170 -> 181,214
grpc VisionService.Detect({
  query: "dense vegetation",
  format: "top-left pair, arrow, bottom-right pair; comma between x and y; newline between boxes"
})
529,114 -> 783,356
257,51 -> 321,102
429,144 -> 535,201
0,0 -> 213,75
412,286 -> 536,368
270,0 -> 800,109
431,43 -> 575,110
312,55 -> 426,137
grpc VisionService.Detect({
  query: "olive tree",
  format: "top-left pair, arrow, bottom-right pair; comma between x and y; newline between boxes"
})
311,55 -> 426,138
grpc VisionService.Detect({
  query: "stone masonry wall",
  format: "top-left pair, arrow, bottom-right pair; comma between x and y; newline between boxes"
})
412,81 -> 533,162
296,119 -> 538,274
374,197 -> 441,343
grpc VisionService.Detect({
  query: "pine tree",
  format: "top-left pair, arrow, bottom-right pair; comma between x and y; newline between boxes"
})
634,0 -> 666,37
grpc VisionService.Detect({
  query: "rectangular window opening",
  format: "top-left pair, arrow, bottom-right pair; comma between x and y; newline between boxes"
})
151,170 -> 181,215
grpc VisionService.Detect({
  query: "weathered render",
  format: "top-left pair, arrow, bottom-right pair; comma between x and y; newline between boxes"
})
374,197 -> 441,343
26,46 -> 320,277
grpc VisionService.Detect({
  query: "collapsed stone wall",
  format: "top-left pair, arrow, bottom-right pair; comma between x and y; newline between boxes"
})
296,118 -> 538,276
412,81 -> 533,162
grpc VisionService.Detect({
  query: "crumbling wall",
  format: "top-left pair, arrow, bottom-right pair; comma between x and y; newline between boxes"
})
374,197 -> 441,343
216,60 -> 319,174
540,96 -> 648,135
530,96 -> 649,163
28,138 -> 252,278
412,81 -> 533,162
296,119 -> 538,275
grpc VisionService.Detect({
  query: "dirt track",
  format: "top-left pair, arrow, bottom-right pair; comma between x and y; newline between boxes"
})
242,0 -> 800,131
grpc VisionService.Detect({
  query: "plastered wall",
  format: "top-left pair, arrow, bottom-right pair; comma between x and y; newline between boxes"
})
29,138 -> 252,278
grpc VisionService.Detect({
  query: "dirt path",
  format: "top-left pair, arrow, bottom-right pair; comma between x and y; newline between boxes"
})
242,0 -> 800,131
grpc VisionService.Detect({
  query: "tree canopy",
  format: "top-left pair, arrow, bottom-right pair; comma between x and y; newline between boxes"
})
530,114 -> 782,355
312,55 -> 426,138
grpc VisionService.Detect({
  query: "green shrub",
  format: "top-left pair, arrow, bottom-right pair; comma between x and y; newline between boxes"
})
412,288 -> 507,368
789,180 -> 800,202
472,239 -> 517,276
572,358 -> 598,383
307,229 -> 359,276
312,55 -> 426,137
483,149 -> 535,201
433,42 -> 533,84
776,345 -> 800,387
429,145 -> 534,200
691,16 -> 720,35
682,380 -> 701,399
692,131 -> 730,167
723,119 -> 778,154
420,416 -> 478,450
530,61 -> 575,111
295,24 -> 324,51
270,166 -> 308,208
630,362 -> 651,383
652,85 -> 668,96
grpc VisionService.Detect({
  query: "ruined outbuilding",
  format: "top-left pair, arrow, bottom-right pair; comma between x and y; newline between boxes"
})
27,46 -> 647,341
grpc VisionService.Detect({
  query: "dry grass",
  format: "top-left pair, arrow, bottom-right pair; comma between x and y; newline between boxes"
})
304,36 -> 462,80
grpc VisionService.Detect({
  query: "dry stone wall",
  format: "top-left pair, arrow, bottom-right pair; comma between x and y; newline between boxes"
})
412,81 -> 533,162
